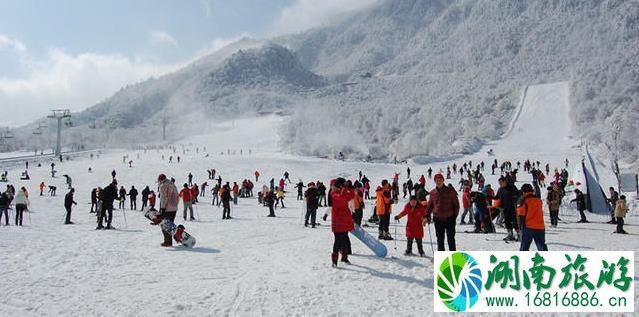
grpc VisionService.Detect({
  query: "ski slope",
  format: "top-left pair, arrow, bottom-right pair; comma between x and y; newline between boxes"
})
0,85 -> 637,316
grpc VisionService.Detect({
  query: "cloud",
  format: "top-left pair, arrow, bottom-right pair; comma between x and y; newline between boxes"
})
0,46 -> 184,127
149,31 -> 179,48
0,34 -> 27,54
271,0 -> 379,35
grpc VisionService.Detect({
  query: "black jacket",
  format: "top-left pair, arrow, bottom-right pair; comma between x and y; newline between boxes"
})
100,184 -> 118,207
64,192 -> 76,208
305,187 -> 319,210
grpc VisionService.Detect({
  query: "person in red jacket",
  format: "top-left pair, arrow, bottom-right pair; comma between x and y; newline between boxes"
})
395,196 -> 427,256
460,186 -> 473,224
179,183 -> 194,221
426,173 -> 459,251
324,177 -> 354,267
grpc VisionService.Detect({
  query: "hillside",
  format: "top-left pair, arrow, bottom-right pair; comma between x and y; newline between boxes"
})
10,0 -> 639,166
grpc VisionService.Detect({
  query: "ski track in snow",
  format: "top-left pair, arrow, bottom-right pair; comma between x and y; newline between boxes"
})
1,83 -> 638,316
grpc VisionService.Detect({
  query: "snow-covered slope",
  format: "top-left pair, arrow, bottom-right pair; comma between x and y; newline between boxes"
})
0,108 -> 637,316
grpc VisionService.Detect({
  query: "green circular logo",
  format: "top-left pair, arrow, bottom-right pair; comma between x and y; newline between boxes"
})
436,252 -> 483,312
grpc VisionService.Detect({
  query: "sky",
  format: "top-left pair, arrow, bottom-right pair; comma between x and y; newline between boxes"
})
0,0 -> 378,127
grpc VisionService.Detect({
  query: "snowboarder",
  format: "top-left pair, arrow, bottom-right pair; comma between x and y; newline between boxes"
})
64,188 -> 77,224
425,173 -> 459,251
325,178 -> 354,267
158,174 -> 179,246
517,184 -> 548,251
395,196 -> 427,256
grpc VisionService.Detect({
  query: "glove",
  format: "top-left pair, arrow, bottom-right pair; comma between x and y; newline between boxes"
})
394,215 -> 400,221
323,214 -> 328,221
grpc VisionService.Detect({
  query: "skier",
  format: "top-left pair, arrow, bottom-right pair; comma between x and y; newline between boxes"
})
64,188 -> 77,224
254,170 -> 260,182
406,167 -> 411,179
211,184 -> 220,206
90,188 -> 98,213
63,174 -> 72,189
111,169 -> 116,179
614,195 -> 628,234
395,196 -> 427,256
325,178 -> 354,267
460,186 -> 473,225
375,180 -> 393,240
0,189 -> 9,226
158,174 -> 179,246
14,187 -> 29,226
517,184 -> 548,251
232,182 -> 239,205
351,182 -> 364,226
141,186 -> 150,210
148,190 -> 157,211
284,171 -> 291,184
295,180 -> 305,200
275,187 -> 286,208
304,182 -> 319,227
264,188 -> 276,217
571,189 -> 588,223
118,186 -> 126,209
607,187 -> 619,224
317,182 -> 327,207
188,173 -> 193,186
97,180 -> 118,229
179,184 -> 194,221
200,182 -> 208,197
39,182 -> 45,196
128,186 -> 138,210
490,177 -> 520,241
546,185 -> 561,228
425,173 -> 459,251
221,183 -> 232,219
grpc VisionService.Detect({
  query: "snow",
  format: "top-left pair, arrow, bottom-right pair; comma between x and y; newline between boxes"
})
1,87 -> 638,316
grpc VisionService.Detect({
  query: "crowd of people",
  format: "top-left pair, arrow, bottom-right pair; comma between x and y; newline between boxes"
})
0,152 -> 634,267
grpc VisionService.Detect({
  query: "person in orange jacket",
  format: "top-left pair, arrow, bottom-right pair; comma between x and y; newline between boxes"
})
517,184 -> 548,251
39,182 -> 46,196
376,180 -> 393,240
179,184 -> 194,221
254,171 -> 260,182
395,196 -> 427,256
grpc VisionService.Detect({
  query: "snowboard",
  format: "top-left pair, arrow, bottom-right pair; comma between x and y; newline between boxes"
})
143,208 -> 162,225
350,225 -> 387,258
160,219 -> 196,248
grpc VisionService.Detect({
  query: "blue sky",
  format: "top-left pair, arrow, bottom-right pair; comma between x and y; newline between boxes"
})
0,0 -> 377,126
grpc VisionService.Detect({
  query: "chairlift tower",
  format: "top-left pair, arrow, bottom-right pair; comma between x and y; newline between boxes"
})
47,109 -> 71,156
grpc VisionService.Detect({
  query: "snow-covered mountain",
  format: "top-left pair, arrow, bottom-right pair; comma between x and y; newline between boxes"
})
12,0 -> 639,165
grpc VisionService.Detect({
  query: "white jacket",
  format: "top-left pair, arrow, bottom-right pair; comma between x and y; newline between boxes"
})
14,190 -> 29,205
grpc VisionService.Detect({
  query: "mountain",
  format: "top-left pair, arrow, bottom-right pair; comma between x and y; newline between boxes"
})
11,0 -> 639,165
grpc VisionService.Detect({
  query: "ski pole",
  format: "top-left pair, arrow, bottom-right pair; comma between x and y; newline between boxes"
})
427,222 -> 435,257
393,222 -> 397,250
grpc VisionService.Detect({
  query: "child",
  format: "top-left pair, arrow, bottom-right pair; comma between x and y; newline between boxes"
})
614,195 -> 629,234
395,196 -> 427,257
